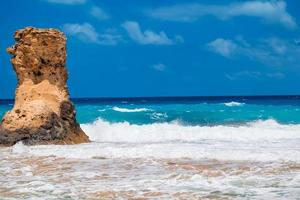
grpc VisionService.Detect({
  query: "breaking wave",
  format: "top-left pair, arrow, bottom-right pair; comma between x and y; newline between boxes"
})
224,101 -> 245,107
10,119 -> 300,162
112,106 -> 152,113
82,118 -> 300,143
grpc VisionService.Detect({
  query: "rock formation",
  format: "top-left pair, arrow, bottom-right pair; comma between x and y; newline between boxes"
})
0,27 -> 89,146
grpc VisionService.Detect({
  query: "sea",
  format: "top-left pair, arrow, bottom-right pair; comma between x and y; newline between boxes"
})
0,96 -> 300,199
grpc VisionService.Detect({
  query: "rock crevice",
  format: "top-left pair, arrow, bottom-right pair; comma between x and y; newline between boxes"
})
0,27 -> 89,146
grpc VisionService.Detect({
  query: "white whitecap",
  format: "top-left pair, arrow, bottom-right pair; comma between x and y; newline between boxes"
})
150,112 -> 168,120
112,106 -> 152,113
224,101 -> 245,107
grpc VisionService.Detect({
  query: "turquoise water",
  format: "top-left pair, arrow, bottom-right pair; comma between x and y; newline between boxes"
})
1,96 -> 300,125
76,101 -> 300,125
0,101 -> 12,120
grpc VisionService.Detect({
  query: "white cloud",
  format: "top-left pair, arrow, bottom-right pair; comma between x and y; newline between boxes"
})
147,1 -> 296,29
44,1 -> 111,20
207,39 -> 237,58
43,0 -> 86,5
62,23 -> 121,45
63,23 -> 98,43
151,63 -> 166,71
90,6 -> 110,20
122,21 -> 182,45
97,33 -> 122,45
207,36 -> 300,67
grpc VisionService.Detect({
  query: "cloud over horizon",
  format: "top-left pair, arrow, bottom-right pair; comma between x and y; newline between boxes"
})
62,23 -> 122,45
147,1 -> 296,29
207,36 -> 300,67
122,21 -> 183,45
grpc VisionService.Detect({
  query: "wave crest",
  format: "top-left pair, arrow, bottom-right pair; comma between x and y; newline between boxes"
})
224,101 -> 245,107
112,106 -> 152,113
81,118 -> 300,143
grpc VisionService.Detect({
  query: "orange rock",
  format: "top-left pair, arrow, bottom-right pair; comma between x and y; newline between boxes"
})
0,27 -> 89,146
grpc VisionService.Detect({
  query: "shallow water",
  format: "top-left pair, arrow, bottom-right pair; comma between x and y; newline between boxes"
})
1,151 -> 300,199
1,97 -> 300,199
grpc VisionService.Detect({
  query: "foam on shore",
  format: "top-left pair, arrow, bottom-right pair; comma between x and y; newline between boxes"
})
7,119 -> 300,162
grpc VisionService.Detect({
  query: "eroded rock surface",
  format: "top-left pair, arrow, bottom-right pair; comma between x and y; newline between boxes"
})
0,27 -> 89,146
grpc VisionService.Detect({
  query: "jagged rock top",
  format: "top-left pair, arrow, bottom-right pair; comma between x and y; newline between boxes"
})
7,27 -> 68,86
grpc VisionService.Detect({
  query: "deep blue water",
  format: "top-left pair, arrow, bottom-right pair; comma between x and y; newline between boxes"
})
1,96 -> 300,125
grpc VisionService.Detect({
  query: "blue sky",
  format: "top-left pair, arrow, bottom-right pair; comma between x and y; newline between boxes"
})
1,0 -> 300,98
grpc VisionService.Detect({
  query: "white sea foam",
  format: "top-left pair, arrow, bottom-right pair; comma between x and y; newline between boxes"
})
149,112 -> 168,120
224,101 -> 245,107
8,119 -> 300,162
82,118 -> 300,143
112,106 -> 152,113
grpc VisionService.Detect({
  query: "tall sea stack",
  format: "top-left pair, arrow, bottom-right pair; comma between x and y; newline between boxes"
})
0,27 -> 89,146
